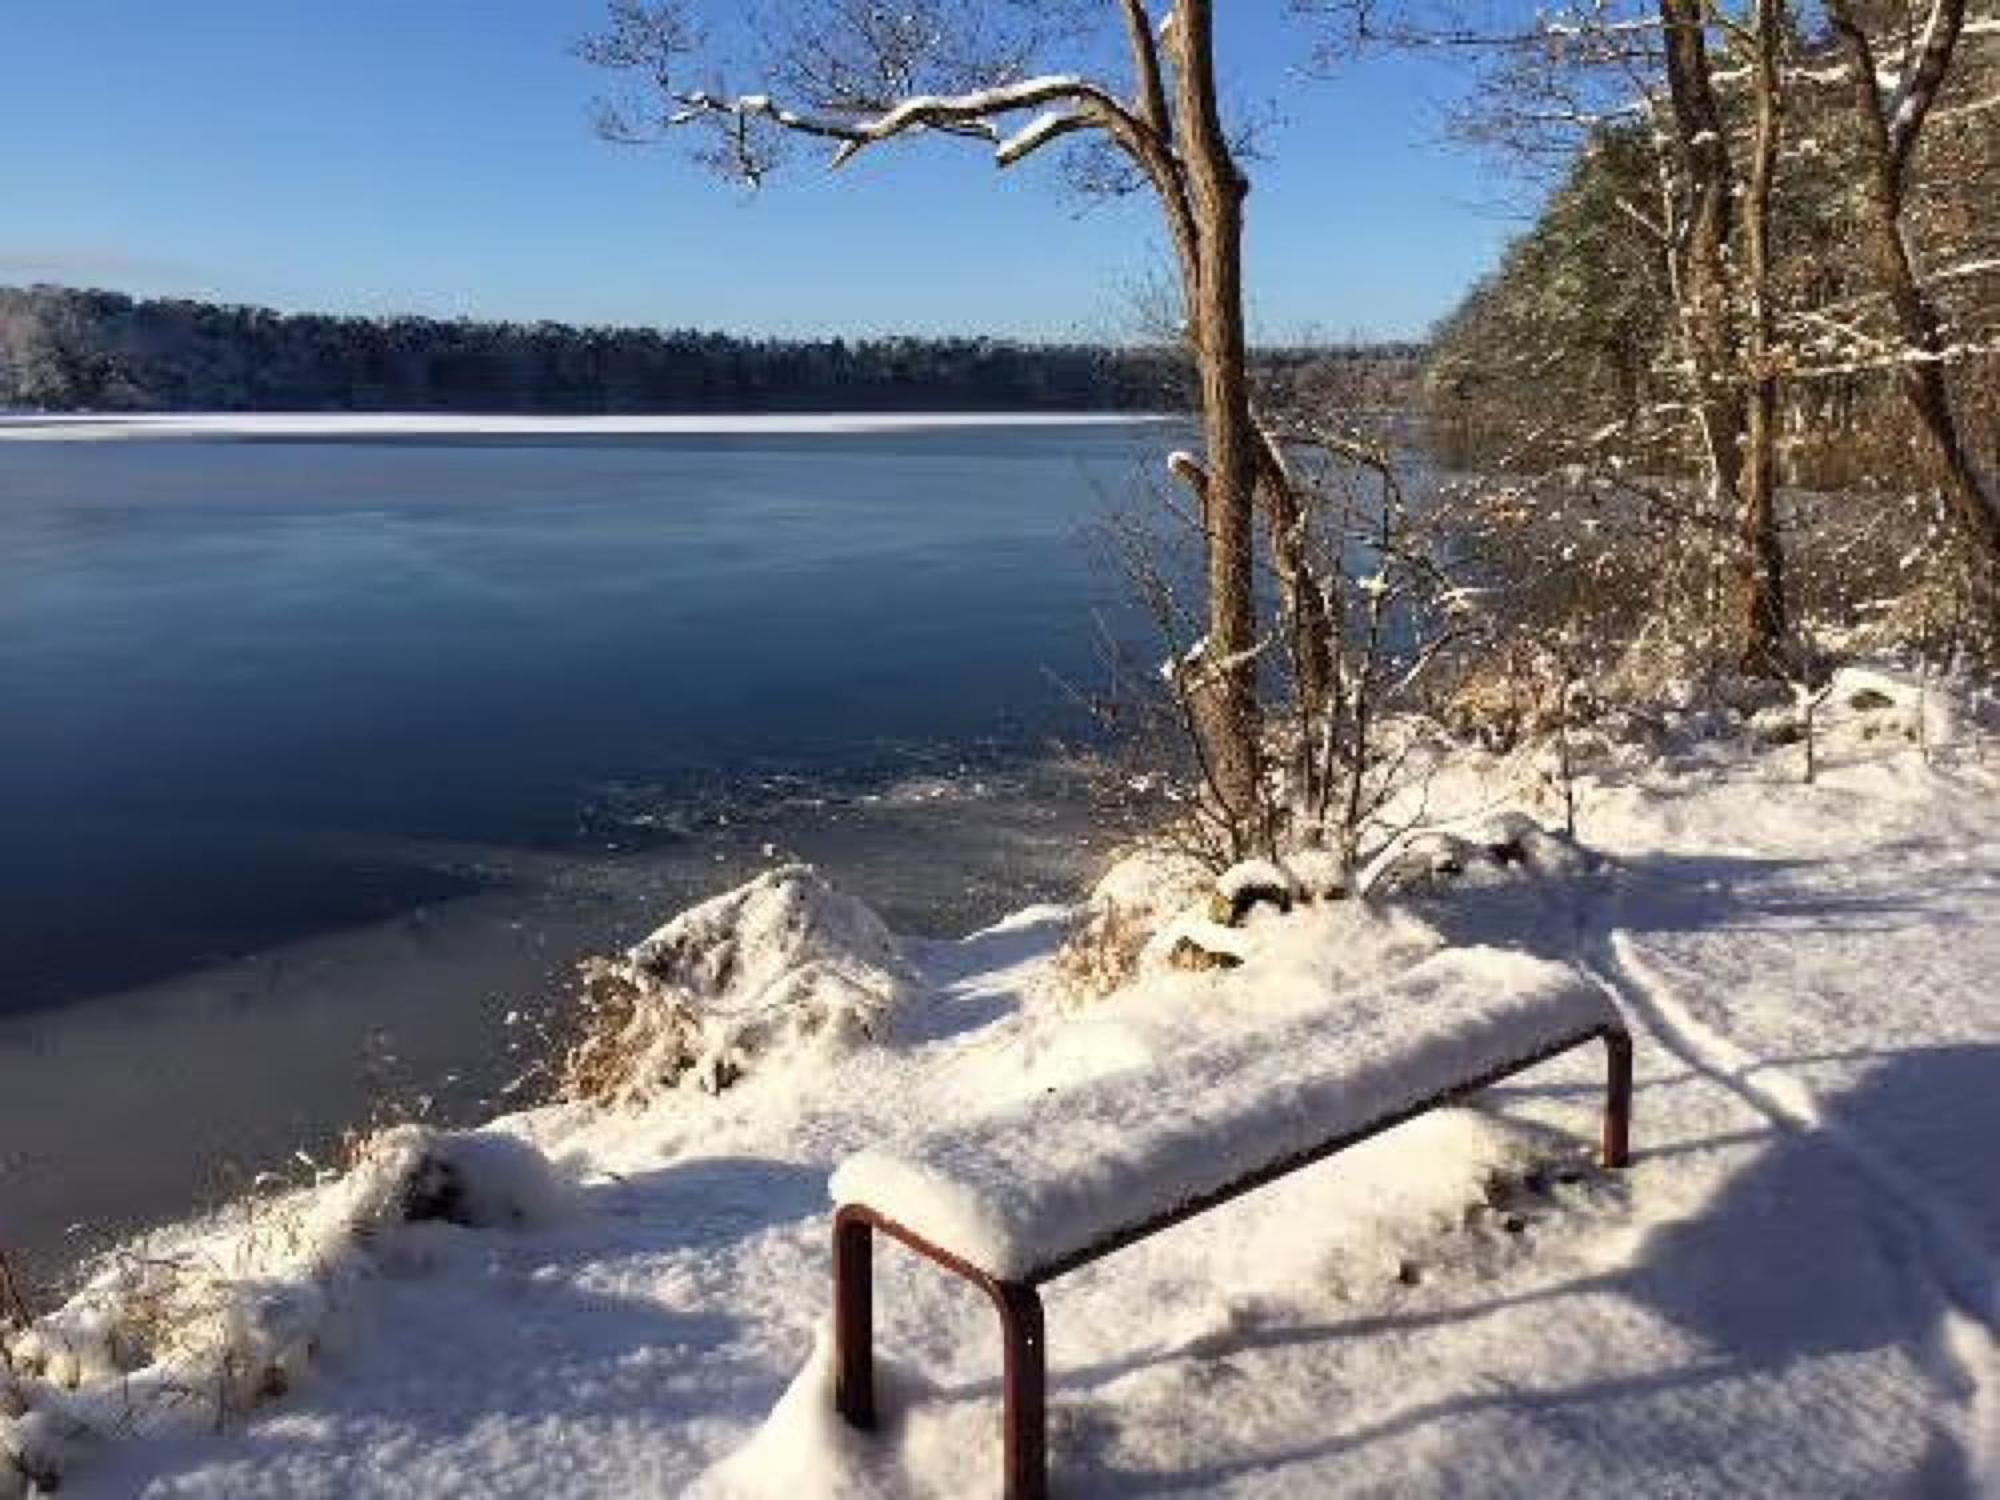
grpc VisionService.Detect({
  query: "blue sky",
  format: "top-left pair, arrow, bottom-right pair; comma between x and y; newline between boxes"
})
0,3 -> 1528,341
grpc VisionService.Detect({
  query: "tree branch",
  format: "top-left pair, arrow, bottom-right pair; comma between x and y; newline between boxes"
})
1118,0 -> 1173,137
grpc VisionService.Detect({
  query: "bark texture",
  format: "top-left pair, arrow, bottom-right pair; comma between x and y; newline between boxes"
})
1168,0 -> 1264,845
1660,0 -> 1791,671
1736,0 -> 1789,672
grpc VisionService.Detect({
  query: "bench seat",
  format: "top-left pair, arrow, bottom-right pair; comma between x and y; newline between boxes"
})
831,946 -> 1623,1282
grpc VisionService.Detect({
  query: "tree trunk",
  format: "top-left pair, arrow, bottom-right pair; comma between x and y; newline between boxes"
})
1253,429 -> 1336,749
1860,164 -> 2000,574
1171,1 -> 1263,850
1659,0 -> 1749,521
1736,0 -> 1789,674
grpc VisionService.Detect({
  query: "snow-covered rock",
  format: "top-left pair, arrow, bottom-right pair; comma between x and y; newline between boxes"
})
1212,858 -> 1297,925
1363,815 -> 1593,896
1823,663 -> 1990,752
1147,911 -> 1253,971
319,1123 -> 575,1240
1283,847 -> 1351,903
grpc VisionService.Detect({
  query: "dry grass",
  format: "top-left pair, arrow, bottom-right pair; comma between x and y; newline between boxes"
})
558,957 -> 708,1105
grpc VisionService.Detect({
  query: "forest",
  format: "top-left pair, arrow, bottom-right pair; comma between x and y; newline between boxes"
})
0,284 -> 1420,416
1409,0 -> 1997,681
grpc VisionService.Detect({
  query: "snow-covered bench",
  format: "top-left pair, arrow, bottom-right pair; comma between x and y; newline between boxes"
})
827,951 -> 1633,1498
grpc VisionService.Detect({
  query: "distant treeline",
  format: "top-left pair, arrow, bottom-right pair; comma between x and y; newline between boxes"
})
0,286 -> 1423,416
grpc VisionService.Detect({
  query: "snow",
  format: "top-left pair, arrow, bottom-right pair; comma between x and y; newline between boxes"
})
995,110 -> 1081,166
829,947 -> 1617,1279
0,1125 -> 573,1494
1213,858 -> 1295,904
0,412 -> 1169,444
567,864 -> 909,1103
5,684 -> 1998,1497
850,78 -> 1087,142
1281,846 -> 1351,900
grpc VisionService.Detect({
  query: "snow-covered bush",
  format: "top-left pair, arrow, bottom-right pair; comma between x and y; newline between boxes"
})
0,1124 -> 569,1494
1058,843 -> 1375,994
1050,847 -> 1216,1000
561,865 -> 909,1106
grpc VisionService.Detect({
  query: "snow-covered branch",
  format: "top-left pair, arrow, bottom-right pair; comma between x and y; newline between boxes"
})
672,74 -> 1138,171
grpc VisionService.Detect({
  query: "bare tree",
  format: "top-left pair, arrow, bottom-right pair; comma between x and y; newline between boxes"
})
1822,0 -> 2000,587
1305,0 -> 1797,674
1734,0 -> 1791,671
582,0 -> 1277,849
1657,0 -> 1793,672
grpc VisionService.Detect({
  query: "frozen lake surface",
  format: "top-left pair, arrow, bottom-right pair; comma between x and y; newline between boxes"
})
0,415 -> 1167,1280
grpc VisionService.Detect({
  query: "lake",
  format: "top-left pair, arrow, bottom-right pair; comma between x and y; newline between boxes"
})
0,415 -> 1168,1282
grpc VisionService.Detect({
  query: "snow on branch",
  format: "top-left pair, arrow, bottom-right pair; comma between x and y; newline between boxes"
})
996,108 -> 1094,166
1881,0 -> 1965,172
672,74 -> 1143,173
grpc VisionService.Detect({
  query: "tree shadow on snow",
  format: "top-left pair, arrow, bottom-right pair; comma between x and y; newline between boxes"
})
589,1154 -> 830,1254
892,910 -> 1069,1045
1404,846 -> 1951,970
1048,1042 -> 2000,1496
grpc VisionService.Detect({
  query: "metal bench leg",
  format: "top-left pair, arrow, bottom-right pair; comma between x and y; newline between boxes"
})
833,1208 -> 876,1430
832,1205 -> 1051,1498
1602,1027 -> 1633,1169
995,1281 -> 1048,1500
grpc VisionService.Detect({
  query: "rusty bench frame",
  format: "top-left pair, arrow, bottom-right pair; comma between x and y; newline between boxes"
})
832,1021 -> 1632,1498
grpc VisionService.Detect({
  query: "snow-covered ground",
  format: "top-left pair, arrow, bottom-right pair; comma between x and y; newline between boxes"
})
6,672 -> 1997,1497
0,413 -> 1167,443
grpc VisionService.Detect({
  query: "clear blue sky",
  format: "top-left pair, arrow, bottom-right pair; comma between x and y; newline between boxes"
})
0,3 -> 1527,341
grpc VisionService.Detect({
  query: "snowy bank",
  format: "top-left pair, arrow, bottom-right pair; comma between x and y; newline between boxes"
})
1,1126 -> 572,1495
5,674 -> 1996,1496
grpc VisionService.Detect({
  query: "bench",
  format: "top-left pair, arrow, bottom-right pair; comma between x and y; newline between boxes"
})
826,947 -> 1632,1498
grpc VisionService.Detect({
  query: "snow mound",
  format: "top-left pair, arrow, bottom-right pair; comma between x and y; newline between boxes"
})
315,1123 -> 575,1239
1363,813 -> 1594,896
564,865 -> 909,1105
1145,911 -> 1254,971
833,947 -> 1618,1279
1282,846 -> 1351,902
1215,857 -> 1297,907
1821,664 -> 1991,752
692,1320 -> 934,1499
0,1125 -> 569,1495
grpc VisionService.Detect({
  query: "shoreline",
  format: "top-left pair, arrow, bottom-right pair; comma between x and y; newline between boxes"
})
0,756 -> 1120,1296
0,411 -> 1176,443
